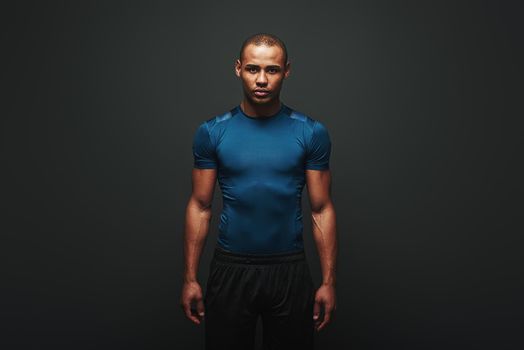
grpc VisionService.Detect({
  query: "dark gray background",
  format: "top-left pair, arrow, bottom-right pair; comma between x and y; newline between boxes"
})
2,1 -> 523,349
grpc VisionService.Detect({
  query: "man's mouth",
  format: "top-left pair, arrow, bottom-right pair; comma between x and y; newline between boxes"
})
254,90 -> 270,97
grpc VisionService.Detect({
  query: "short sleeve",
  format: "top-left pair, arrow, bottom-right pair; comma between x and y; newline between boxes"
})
192,121 -> 218,169
305,120 -> 331,170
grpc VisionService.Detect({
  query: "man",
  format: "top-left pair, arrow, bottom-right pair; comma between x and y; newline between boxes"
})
180,32 -> 338,350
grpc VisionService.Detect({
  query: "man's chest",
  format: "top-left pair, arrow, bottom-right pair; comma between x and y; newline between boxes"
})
215,126 -> 306,175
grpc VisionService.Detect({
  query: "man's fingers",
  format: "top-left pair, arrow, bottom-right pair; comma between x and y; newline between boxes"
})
197,299 -> 205,317
316,309 -> 331,331
315,301 -> 336,332
182,301 -> 201,325
313,299 -> 321,320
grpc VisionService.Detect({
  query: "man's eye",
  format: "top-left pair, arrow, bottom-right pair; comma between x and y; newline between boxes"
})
248,68 -> 257,73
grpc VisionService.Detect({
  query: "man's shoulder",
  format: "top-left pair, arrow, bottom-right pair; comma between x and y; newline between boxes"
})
285,105 -> 320,131
214,107 -> 236,123
195,108 -> 235,139
288,106 -> 312,122
200,107 -> 236,128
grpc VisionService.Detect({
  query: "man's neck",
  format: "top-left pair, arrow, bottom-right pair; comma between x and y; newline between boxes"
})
240,99 -> 282,118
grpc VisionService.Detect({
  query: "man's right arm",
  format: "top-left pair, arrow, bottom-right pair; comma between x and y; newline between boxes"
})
180,167 -> 217,325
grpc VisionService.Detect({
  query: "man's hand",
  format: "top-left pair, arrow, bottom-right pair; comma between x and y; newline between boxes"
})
180,281 -> 205,325
313,284 -> 336,331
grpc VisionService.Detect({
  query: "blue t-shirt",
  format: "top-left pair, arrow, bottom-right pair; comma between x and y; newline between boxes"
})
192,103 -> 331,254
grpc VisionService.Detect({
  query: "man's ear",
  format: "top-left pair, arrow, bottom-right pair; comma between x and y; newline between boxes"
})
284,61 -> 291,78
234,59 -> 241,77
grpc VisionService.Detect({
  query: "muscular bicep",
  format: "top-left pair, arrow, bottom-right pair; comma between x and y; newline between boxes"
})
191,168 -> 217,209
305,169 -> 332,212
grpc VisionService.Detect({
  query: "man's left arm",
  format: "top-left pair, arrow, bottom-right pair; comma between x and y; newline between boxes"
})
306,168 -> 338,332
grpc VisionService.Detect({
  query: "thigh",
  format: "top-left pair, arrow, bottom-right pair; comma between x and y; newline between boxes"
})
260,260 -> 316,350
204,258 -> 259,350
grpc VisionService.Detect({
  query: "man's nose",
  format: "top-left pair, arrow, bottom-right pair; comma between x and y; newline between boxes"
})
256,71 -> 268,84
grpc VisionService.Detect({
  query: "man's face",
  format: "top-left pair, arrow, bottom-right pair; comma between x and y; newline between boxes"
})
235,44 -> 290,105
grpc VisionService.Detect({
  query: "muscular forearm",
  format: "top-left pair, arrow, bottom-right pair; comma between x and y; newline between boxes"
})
311,202 -> 338,286
183,197 -> 213,283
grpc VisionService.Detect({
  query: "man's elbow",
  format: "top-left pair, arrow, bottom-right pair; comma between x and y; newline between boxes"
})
189,195 -> 213,217
310,199 -> 334,214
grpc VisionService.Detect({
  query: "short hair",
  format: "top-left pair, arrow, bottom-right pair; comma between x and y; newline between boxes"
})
239,32 -> 288,66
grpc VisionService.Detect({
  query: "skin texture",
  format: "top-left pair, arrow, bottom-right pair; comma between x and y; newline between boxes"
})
180,43 -> 338,332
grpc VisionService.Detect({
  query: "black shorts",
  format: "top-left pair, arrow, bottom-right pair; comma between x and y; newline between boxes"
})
204,246 -> 316,350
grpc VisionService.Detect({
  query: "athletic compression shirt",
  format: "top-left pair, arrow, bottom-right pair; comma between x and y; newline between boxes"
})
192,103 -> 331,254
